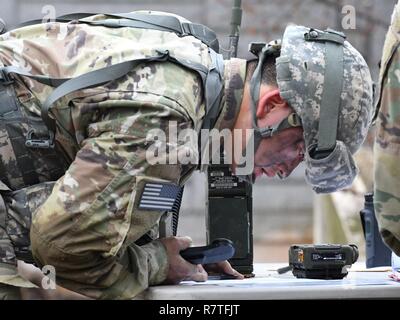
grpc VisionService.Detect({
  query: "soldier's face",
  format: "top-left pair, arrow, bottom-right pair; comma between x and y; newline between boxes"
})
232,84 -> 305,180
252,98 -> 305,180
253,126 -> 305,180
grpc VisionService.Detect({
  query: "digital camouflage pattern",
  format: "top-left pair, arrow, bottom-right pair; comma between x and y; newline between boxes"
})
276,25 -> 374,193
0,11 -> 246,299
374,1 -> 400,256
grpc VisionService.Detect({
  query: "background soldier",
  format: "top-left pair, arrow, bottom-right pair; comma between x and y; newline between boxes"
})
374,1 -> 400,256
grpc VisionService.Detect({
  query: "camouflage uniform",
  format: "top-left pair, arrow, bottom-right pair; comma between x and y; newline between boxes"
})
374,1 -> 400,256
0,13 -> 246,299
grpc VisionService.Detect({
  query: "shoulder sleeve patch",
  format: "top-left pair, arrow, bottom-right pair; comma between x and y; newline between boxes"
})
137,182 -> 182,211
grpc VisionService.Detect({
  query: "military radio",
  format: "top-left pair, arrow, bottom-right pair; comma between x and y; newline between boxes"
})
359,193 -> 392,268
287,244 -> 359,279
207,163 -> 253,274
206,0 -> 254,276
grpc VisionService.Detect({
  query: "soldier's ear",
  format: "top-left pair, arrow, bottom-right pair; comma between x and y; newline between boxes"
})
256,88 -> 287,119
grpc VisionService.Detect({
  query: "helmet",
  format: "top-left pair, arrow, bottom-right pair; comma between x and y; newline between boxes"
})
276,25 -> 373,193
247,25 -> 374,193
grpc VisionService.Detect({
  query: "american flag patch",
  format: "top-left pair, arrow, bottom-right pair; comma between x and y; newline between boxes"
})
138,183 -> 182,211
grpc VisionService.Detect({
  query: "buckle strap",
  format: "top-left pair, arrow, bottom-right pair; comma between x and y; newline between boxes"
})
182,22 -> 219,53
316,40 -> 344,153
304,28 -> 346,45
0,66 -> 69,87
258,113 -> 302,139
304,27 -> 345,154
40,50 -> 171,138
25,129 -> 54,149
15,12 -> 220,53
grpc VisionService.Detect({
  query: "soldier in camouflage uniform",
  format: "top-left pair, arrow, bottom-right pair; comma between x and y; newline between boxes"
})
0,11 -> 244,299
0,11 -> 373,299
374,1 -> 400,256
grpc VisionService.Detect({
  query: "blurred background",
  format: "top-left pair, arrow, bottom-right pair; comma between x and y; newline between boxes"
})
0,0 -> 397,262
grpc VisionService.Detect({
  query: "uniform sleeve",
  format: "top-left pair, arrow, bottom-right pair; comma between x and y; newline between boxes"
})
374,48 -> 400,256
30,101 -> 197,299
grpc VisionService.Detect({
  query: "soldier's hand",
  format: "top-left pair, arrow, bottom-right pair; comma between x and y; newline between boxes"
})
204,260 -> 244,279
160,236 -> 208,284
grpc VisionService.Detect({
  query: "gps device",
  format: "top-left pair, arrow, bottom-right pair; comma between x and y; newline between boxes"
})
288,244 -> 359,279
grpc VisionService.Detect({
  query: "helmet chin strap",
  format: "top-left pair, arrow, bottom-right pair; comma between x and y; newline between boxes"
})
236,112 -> 302,183
236,41 -> 302,183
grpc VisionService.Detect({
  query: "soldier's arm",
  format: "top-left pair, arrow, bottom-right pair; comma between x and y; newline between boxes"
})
374,48 -> 400,256
30,101 -> 200,299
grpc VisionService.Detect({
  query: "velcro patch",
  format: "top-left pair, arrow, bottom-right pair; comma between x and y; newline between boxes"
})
138,182 -> 181,211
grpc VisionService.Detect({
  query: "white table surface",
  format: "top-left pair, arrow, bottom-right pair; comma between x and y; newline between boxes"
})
140,263 -> 400,300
